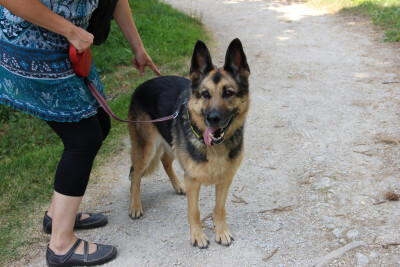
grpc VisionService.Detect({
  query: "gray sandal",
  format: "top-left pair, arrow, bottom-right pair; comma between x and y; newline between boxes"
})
43,211 -> 108,234
46,238 -> 117,266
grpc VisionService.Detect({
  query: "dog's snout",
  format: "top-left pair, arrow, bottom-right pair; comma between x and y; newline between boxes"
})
206,111 -> 221,125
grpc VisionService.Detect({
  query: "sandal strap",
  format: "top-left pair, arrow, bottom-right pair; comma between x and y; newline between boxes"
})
60,238 -> 82,264
75,213 -> 83,224
75,212 -> 93,224
83,240 -> 89,262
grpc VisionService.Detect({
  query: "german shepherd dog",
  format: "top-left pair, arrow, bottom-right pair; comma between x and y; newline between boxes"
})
127,38 -> 250,248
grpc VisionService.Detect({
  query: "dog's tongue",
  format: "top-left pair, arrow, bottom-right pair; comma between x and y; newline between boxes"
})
204,127 -> 218,146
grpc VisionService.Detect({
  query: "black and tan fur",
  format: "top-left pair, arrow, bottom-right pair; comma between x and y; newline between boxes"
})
128,38 -> 250,248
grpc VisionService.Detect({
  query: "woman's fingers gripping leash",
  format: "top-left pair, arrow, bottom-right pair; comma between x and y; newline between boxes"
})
67,26 -> 94,53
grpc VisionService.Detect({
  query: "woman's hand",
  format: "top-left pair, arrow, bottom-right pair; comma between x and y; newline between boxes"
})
66,26 -> 94,53
131,49 -> 161,76
0,0 -> 93,53
113,0 -> 161,76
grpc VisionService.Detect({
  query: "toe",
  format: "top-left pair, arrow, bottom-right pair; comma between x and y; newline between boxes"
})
190,230 -> 209,249
215,229 -> 233,246
129,208 -> 143,219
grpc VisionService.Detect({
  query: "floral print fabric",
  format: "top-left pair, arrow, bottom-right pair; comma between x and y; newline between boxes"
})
0,0 -> 105,122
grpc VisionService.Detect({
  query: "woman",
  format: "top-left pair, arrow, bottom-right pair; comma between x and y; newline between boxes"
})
0,0 -> 160,266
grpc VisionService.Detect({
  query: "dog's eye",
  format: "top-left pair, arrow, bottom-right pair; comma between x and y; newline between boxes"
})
223,89 -> 234,98
201,91 -> 210,99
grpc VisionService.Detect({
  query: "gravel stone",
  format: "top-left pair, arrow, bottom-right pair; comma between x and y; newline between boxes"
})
357,253 -> 369,265
346,229 -> 360,240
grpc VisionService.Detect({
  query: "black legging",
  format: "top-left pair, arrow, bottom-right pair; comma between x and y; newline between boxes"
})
46,108 -> 111,197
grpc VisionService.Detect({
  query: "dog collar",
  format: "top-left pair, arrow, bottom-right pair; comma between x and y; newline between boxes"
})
186,108 -> 204,143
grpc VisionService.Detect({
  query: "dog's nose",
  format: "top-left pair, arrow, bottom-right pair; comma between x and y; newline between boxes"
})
206,111 -> 221,125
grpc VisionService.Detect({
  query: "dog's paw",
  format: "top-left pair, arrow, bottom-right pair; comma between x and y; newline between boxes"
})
190,229 -> 210,249
214,227 -> 234,246
129,204 -> 143,219
174,184 -> 186,195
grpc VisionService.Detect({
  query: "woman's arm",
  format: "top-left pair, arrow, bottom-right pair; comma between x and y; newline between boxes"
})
0,0 -> 93,52
113,0 -> 160,76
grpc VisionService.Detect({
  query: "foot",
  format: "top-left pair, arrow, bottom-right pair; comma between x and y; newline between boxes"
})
214,224 -> 234,246
172,182 -> 186,195
190,226 -> 210,249
46,211 -> 90,221
49,236 -> 97,256
129,201 -> 143,219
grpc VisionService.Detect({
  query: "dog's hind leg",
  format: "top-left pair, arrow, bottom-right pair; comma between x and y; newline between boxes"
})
184,174 -> 209,248
129,168 -> 143,219
128,122 -> 158,219
214,178 -> 234,246
161,153 -> 186,195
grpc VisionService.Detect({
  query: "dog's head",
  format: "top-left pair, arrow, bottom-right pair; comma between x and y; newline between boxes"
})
188,38 -> 250,146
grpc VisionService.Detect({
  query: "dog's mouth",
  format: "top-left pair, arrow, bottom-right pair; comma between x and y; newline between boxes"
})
204,116 -> 233,146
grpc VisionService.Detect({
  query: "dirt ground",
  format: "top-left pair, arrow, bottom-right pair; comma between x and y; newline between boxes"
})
18,0 -> 400,266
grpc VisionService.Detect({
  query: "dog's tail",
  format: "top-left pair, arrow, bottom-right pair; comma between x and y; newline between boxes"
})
128,142 -> 163,180
128,159 -> 160,180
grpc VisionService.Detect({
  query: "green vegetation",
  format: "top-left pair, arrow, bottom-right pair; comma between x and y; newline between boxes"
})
309,0 -> 400,42
0,0 -> 207,263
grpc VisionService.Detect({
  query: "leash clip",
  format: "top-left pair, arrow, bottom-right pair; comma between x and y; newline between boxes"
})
173,111 -> 179,119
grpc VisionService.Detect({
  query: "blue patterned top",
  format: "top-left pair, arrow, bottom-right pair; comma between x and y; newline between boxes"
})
0,0 -> 105,122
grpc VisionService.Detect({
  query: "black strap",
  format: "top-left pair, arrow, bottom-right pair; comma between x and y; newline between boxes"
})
83,240 -> 89,262
75,213 -> 83,225
87,0 -> 119,45
60,238 -> 82,264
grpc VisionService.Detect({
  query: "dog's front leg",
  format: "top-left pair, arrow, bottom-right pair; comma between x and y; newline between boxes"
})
184,174 -> 209,248
214,178 -> 234,246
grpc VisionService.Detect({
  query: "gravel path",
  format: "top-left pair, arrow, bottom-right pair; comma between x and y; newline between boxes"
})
22,0 -> 400,266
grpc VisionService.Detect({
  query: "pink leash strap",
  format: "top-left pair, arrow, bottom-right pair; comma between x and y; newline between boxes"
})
84,77 -> 178,123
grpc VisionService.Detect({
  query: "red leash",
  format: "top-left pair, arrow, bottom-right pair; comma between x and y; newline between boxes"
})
84,77 -> 178,123
69,44 -> 178,123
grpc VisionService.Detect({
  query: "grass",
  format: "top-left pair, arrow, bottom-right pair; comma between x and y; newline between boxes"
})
0,0 -> 207,264
308,0 -> 400,42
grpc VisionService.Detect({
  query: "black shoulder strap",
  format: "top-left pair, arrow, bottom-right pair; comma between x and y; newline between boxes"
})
87,0 -> 119,46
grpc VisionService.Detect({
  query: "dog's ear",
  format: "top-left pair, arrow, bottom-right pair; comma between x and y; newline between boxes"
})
190,40 -> 214,83
223,38 -> 250,79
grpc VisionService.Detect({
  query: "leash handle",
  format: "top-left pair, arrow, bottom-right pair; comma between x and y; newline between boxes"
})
69,45 -> 92,77
84,78 -> 178,123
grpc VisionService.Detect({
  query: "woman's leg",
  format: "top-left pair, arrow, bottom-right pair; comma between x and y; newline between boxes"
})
46,108 -> 111,220
48,192 -> 97,255
45,109 -> 110,255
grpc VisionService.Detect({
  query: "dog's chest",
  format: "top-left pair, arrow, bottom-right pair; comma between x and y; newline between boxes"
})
178,145 -> 243,185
